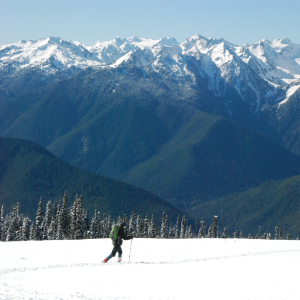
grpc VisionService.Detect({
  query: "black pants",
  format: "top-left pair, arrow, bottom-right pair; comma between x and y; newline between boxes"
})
111,241 -> 123,257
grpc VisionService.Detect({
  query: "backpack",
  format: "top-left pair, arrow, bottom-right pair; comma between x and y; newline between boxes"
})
109,226 -> 120,241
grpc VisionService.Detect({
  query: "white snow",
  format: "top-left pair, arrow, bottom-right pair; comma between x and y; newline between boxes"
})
278,84 -> 300,106
1,238 -> 300,300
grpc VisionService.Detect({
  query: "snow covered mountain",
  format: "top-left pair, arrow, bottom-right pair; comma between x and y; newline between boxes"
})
1,35 -> 300,111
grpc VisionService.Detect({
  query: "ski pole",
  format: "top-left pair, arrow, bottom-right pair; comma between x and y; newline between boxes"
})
128,239 -> 133,263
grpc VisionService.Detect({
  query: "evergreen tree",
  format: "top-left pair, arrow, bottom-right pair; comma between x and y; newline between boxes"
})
275,225 -> 279,240
234,230 -> 238,238
168,222 -> 175,238
47,220 -> 56,240
211,216 -> 218,238
287,234 -> 290,240
53,201 -> 58,221
207,226 -> 212,238
90,207 -> 99,239
136,215 -> 141,237
174,215 -> 180,239
186,225 -> 193,238
74,195 -> 85,240
106,214 -> 112,238
221,226 -> 227,238
180,215 -> 187,239
42,200 -> 53,240
123,214 -> 128,224
29,222 -> 35,240
148,215 -> 156,238
129,211 -> 137,237
198,219 -> 206,238
21,217 -> 31,241
255,226 -> 261,239
100,213 -> 106,238
83,211 -> 90,235
160,212 -> 168,239
6,221 -> 15,242
279,227 -> 283,240
117,215 -> 122,225
248,233 -> 252,239
35,197 -> 44,240
0,205 -> 4,241
143,214 -> 149,238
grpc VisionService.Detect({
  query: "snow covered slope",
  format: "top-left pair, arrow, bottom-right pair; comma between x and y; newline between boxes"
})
1,238 -> 300,300
1,35 -> 300,111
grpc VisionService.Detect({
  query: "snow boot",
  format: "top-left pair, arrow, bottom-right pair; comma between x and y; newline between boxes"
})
102,254 -> 113,263
118,256 -> 122,263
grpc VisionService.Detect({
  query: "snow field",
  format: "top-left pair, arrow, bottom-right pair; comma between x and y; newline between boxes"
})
1,238 -> 300,300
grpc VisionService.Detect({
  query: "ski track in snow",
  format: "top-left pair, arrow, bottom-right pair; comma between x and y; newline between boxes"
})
1,248 -> 299,276
1,239 -> 300,300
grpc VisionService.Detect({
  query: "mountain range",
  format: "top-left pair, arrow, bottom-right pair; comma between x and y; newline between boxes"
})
1,35 -> 300,235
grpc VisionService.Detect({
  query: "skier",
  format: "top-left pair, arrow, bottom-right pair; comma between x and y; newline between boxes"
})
102,222 -> 133,263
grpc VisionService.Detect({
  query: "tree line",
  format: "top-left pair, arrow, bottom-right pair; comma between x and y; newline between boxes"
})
0,193 -> 295,242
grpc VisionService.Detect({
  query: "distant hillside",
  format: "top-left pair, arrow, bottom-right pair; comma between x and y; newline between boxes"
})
2,71 -> 300,209
186,175 -> 300,237
123,110 -> 300,208
0,137 -> 182,222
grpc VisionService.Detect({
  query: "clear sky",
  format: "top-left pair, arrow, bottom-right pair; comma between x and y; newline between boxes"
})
1,0 -> 299,46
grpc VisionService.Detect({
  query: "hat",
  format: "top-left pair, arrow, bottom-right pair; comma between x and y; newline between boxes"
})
120,222 -> 126,228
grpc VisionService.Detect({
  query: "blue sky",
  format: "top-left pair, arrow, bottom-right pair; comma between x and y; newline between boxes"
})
1,0 -> 299,46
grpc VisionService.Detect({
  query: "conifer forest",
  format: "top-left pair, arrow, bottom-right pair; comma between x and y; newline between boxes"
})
0,193 -> 294,242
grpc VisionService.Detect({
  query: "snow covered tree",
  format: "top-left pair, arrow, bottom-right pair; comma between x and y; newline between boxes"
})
255,226 -> 261,239
240,231 -> 244,239
123,214 -> 128,225
57,192 -> 68,239
143,215 -> 149,238
279,227 -> 283,240
129,211 -> 137,237
207,226 -> 212,238
287,234 -> 290,240
198,219 -> 206,238
248,233 -> 252,239
168,222 -> 175,238
148,215 -> 156,238
74,195 -> 85,240
117,215 -> 122,225
234,230 -> 238,239
106,214 -> 112,238
53,201 -> 58,221
35,197 -> 44,240
21,217 -> 31,241
275,225 -> 279,240
0,205 -> 4,241
180,215 -> 187,239
29,222 -> 35,240
136,215 -> 141,237
211,216 -> 218,238
160,212 -> 168,239
186,225 -> 193,238
42,200 -> 52,240
83,211 -> 90,236
174,215 -> 180,239
90,207 -> 99,239
221,227 -> 227,238
47,220 -> 56,240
